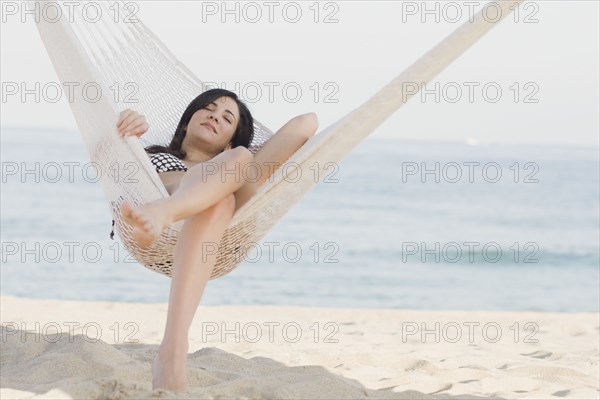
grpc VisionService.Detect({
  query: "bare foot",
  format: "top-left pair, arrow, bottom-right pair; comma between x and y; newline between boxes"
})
120,201 -> 171,248
151,344 -> 188,392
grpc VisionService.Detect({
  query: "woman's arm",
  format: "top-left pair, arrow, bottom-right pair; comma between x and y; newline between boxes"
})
251,112 -> 319,187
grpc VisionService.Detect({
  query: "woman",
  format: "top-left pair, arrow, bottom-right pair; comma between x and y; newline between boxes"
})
116,88 -> 318,391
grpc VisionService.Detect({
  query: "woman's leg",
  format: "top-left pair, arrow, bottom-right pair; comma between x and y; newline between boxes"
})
121,147 -> 253,247
233,114 -> 317,212
152,193 -> 236,391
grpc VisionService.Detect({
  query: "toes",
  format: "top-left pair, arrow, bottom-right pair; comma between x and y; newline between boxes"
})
136,214 -> 153,232
131,209 -> 145,224
125,206 -> 153,232
143,222 -> 154,234
120,202 -> 163,248
123,208 -> 138,228
120,202 -> 134,221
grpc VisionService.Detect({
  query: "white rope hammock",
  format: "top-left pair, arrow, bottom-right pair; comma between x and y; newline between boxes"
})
34,0 -> 522,279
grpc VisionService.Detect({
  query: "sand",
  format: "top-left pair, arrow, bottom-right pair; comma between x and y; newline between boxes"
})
0,295 -> 598,399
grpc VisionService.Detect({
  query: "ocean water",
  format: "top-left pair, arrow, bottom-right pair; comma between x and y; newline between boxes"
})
1,127 -> 598,312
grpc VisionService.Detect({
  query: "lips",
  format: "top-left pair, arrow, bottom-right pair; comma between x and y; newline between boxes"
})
202,122 -> 217,134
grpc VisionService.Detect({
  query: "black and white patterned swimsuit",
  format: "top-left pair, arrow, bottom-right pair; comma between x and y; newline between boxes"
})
149,152 -> 188,173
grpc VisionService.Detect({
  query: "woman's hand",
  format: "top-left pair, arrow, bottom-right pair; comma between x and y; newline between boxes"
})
117,109 -> 149,138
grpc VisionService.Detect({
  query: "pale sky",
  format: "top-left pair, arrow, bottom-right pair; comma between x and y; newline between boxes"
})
1,1 -> 599,147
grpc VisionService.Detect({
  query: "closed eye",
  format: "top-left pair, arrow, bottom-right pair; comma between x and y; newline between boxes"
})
205,102 -> 236,124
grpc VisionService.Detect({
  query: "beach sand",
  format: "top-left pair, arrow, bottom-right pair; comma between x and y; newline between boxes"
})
0,295 -> 598,399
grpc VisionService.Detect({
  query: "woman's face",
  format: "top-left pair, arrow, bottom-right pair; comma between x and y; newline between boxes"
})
183,96 -> 240,153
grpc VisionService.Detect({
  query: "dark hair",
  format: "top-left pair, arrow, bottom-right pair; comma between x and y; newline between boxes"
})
145,89 -> 254,159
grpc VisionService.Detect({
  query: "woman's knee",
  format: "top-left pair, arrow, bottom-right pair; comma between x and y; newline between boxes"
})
227,146 -> 253,164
